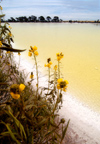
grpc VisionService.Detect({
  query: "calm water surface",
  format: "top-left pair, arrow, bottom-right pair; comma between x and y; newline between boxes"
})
11,23 -> 100,113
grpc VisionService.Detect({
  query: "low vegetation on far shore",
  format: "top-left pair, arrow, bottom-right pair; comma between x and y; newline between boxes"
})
0,5 -> 70,144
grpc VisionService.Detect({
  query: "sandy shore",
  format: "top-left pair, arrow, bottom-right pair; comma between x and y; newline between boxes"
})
59,93 -> 100,144
14,53 -> 100,144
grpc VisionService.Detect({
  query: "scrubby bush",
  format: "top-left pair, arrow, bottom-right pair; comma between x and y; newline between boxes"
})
0,5 -> 69,144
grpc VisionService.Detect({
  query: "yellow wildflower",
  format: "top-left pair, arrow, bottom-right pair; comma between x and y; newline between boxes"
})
10,84 -> 20,99
57,78 -> 63,83
47,63 -> 51,68
10,92 -> 20,99
0,41 -> 2,47
45,58 -> 52,68
44,64 -> 47,67
30,72 -> 34,79
33,46 -> 37,51
19,84 -> 25,92
56,53 -> 60,57
28,51 -> 32,57
34,51 -> 39,56
56,52 -> 64,61
0,56 -> 2,58
54,65 -> 57,71
60,52 -> 64,58
63,88 -> 67,92
57,84 -> 60,89
8,33 -> 12,37
49,61 -> 52,65
30,45 -> 37,52
57,79 -> 68,91
18,52 -> 21,55
6,51 -> 10,54
10,84 -> 25,99
44,63 -> 51,68
9,26 -> 12,29
0,6 -> 3,10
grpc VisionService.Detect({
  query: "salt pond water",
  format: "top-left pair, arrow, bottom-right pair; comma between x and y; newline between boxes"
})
11,23 -> 100,143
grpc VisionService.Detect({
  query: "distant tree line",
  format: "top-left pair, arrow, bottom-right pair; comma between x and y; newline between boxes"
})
2,15 -> 63,22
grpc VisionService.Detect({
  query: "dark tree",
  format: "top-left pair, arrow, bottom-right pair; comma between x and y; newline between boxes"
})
69,20 -> 72,23
52,16 -> 59,22
28,15 -> 37,22
46,16 -> 52,22
16,16 -> 28,22
8,17 -> 16,22
38,16 -> 45,22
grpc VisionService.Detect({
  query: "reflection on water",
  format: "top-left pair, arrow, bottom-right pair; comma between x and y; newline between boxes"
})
11,23 -> 100,113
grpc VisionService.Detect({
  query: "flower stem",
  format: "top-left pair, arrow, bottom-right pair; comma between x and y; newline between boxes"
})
58,61 -> 60,79
34,54 -> 39,97
48,67 -> 50,91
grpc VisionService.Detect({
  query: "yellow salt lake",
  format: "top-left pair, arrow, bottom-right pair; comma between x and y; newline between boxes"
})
10,22 -> 100,113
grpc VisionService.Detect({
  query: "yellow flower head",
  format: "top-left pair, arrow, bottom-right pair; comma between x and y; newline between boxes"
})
56,52 -> 64,61
0,56 -> 2,58
18,52 -> 21,55
56,53 -> 60,57
44,64 -> 47,67
10,92 -> 20,99
45,58 -> 52,68
30,46 -> 37,52
8,32 -> 12,37
57,79 -> 68,91
9,26 -> 12,29
10,84 -> 20,99
28,51 -> 32,57
47,63 -> 51,68
6,51 -> 10,54
19,84 -> 25,92
54,65 -> 57,71
0,41 -> 2,47
30,72 -> 34,79
10,84 -> 25,99
0,6 -> 3,10
34,51 -> 39,56
60,52 -> 64,58
44,63 -> 51,68
49,61 -> 52,65
33,46 -> 37,51
57,84 -> 60,89
57,78 -> 63,83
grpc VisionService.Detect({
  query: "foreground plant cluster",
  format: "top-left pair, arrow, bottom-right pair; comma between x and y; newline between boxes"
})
0,5 -> 69,144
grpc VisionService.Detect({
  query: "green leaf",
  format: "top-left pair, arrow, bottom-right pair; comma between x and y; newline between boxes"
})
24,104 -> 37,110
0,121 -> 21,144
0,131 -> 18,138
0,47 -> 26,52
10,37 -> 14,43
38,118 -> 47,126
0,14 -> 5,18
61,119 -> 70,142
5,110 -> 27,140
2,42 -> 10,47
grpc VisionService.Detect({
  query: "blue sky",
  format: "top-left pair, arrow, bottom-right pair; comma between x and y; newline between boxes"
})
0,0 -> 100,20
